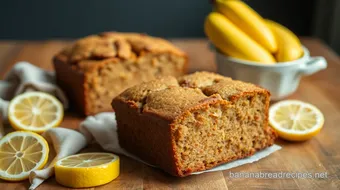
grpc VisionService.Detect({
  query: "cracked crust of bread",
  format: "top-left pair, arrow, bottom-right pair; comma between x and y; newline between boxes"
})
54,32 -> 186,72
112,71 -> 278,177
53,32 -> 188,115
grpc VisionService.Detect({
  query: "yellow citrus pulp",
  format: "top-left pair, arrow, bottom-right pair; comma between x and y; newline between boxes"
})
0,131 -> 49,181
55,152 -> 120,188
8,92 -> 63,133
269,100 -> 324,141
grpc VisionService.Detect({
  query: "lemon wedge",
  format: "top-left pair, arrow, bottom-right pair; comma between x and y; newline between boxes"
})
0,131 -> 49,181
269,100 -> 324,141
55,153 -> 120,188
8,92 -> 63,133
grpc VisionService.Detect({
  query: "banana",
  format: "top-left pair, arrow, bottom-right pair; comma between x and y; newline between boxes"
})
215,0 -> 278,53
204,12 -> 276,64
266,19 -> 303,62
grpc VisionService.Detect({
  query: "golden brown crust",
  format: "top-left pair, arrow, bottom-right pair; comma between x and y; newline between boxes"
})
53,32 -> 188,115
144,87 -> 213,121
116,71 -> 267,118
178,71 -> 230,88
117,76 -> 179,104
112,72 -> 277,176
202,79 -> 267,100
54,32 -> 186,72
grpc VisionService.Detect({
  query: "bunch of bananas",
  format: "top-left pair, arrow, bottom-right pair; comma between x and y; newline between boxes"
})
205,0 -> 303,64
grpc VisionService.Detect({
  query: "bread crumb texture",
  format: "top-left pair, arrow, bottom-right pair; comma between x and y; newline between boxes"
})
53,32 -> 187,115
112,71 -> 278,176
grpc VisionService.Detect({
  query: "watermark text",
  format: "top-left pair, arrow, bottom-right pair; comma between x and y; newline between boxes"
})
229,171 -> 328,179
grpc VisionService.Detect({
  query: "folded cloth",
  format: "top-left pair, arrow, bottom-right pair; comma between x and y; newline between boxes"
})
0,62 -> 69,137
79,113 -> 133,157
0,97 -> 9,126
0,117 -> 4,139
28,112 -> 281,190
29,128 -> 87,190
28,113 -> 139,190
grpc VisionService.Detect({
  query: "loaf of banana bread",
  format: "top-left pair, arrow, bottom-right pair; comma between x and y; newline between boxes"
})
53,32 -> 187,115
112,72 -> 277,177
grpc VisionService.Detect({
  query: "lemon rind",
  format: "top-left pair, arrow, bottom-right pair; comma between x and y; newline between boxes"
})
0,131 -> 49,181
8,92 -> 64,133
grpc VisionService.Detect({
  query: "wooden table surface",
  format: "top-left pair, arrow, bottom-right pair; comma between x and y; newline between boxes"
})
0,38 -> 339,190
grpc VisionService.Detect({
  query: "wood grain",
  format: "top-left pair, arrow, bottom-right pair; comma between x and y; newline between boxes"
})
0,38 -> 339,190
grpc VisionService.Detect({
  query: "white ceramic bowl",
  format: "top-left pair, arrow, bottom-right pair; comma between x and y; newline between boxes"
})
213,46 -> 327,100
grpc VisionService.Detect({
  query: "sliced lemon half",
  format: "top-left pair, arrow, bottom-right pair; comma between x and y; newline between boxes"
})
0,131 -> 49,181
269,100 -> 324,141
8,92 -> 64,133
55,152 -> 120,188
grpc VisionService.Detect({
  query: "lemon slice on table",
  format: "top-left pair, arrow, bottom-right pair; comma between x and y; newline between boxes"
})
269,100 -> 324,141
0,131 -> 49,181
55,153 -> 120,188
8,92 -> 63,133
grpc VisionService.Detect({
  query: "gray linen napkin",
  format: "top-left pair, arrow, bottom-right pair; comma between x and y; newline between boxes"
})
0,61 -> 68,137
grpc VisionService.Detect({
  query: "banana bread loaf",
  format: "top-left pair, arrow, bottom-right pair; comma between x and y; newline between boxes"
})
53,32 -> 187,115
112,72 -> 277,177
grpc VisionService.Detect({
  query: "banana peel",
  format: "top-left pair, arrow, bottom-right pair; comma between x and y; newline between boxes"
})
266,19 -> 303,62
205,12 -> 276,64
215,0 -> 278,53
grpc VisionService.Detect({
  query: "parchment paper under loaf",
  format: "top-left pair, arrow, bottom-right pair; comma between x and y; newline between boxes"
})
27,112 -> 280,189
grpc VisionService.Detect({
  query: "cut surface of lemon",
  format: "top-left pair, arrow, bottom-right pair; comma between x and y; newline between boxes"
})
55,152 -> 120,188
8,92 -> 64,133
0,131 -> 49,181
269,100 -> 324,141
